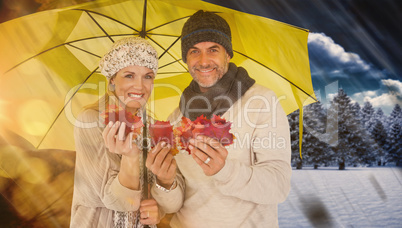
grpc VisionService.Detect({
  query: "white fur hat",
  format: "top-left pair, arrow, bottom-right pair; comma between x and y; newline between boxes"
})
99,37 -> 158,78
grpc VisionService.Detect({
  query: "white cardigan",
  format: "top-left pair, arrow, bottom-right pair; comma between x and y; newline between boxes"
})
151,84 -> 292,228
70,109 -> 142,228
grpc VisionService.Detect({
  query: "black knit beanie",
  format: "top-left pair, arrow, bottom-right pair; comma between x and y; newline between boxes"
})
181,10 -> 233,63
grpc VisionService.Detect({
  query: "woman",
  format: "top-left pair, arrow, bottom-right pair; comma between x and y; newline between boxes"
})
70,37 -> 161,227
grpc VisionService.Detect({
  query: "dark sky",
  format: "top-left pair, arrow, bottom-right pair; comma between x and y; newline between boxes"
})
206,0 -> 402,113
207,0 -> 401,76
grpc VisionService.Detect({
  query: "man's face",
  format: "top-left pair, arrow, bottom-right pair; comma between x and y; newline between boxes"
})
186,42 -> 230,92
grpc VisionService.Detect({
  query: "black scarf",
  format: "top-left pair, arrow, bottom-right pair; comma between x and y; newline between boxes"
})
180,63 -> 255,121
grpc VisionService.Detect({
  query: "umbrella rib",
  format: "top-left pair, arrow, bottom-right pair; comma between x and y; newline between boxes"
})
147,33 -> 180,38
159,36 -> 181,59
36,68 -> 98,149
159,59 -> 181,69
146,35 -> 188,72
72,9 -> 140,33
66,43 -> 102,58
234,50 -> 317,101
147,16 -> 190,32
157,71 -> 188,75
147,11 -> 219,33
85,11 -> 114,43
5,35 -> 134,74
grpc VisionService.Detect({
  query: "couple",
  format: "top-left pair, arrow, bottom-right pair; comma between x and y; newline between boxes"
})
70,10 -> 291,228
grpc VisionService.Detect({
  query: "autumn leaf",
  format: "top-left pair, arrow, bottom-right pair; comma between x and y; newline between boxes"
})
149,121 -> 178,156
193,115 -> 234,146
100,105 -> 143,137
209,115 -> 234,146
174,115 -> 234,154
174,117 -> 194,154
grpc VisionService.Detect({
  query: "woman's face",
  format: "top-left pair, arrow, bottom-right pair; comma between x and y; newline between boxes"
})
111,65 -> 155,113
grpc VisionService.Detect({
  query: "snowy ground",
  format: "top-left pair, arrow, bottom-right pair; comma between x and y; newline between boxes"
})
278,167 -> 402,228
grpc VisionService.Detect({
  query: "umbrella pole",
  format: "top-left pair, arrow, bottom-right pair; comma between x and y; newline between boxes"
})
140,0 -> 147,38
141,1 -> 150,226
142,110 -> 149,199
142,110 -> 151,228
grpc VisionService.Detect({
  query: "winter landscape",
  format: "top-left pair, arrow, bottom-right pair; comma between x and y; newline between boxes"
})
279,167 -> 402,228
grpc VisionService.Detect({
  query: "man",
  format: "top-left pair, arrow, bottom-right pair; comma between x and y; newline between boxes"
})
147,10 -> 291,227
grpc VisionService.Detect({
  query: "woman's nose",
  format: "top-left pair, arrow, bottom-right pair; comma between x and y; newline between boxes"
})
131,77 -> 143,89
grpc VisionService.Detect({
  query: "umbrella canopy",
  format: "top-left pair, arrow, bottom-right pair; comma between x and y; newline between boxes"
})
0,0 -> 316,151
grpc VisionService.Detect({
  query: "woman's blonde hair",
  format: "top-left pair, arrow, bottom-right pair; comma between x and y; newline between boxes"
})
84,75 -> 117,112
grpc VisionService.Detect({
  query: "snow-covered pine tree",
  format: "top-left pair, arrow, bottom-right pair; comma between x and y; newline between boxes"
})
386,104 -> 402,166
361,101 -> 376,132
386,122 -> 402,166
390,104 -> 402,119
349,102 -> 376,166
303,101 -> 330,168
374,108 -> 387,127
387,104 -> 402,128
287,110 -> 303,169
351,102 -> 361,116
370,120 -> 388,166
327,88 -> 357,170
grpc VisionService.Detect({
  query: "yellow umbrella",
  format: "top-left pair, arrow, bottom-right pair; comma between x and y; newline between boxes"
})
0,0 -> 316,151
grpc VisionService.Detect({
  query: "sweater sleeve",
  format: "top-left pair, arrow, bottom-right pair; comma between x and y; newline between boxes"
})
150,108 -> 185,213
212,89 -> 292,204
150,171 -> 185,213
73,109 -> 142,212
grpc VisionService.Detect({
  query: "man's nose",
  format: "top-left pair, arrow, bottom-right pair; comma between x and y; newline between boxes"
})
198,52 -> 209,66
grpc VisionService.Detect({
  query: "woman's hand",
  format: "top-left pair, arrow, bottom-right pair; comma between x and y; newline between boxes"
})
146,141 -> 177,188
102,121 -> 140,158
139,199 -> 160,225
103,121 -> 141,190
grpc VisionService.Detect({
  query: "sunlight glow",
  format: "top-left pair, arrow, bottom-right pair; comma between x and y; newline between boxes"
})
17,99 -> 53,136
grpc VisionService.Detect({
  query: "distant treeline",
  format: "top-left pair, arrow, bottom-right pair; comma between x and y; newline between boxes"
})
288,88 -> 402,170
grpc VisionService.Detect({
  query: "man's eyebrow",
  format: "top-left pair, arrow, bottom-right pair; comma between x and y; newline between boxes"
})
209,45 -> 220,49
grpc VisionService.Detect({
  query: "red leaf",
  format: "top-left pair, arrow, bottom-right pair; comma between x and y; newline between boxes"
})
101,105 -> 143,137
210,115 -> 234,146
174,117 -> 194,154
174,115 -> 234,154
149,120 -> 178,156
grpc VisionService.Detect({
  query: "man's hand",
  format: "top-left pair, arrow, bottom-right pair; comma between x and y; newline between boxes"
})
146,141 -> 177,188
189,135 -> 228,176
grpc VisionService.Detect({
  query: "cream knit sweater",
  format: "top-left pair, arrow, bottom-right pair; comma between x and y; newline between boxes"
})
151,84 -> 292,228
70,109 -> 142,228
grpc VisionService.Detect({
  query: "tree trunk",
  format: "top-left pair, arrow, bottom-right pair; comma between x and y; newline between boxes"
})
339,161 -> 345,170
296,161 -> 303,169
314,164 -> 318,169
